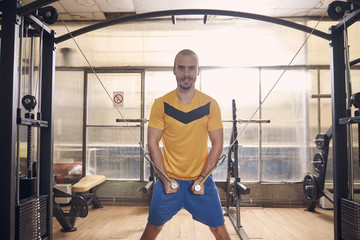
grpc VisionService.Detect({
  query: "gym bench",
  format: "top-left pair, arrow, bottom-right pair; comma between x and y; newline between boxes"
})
53,175 -> 106,232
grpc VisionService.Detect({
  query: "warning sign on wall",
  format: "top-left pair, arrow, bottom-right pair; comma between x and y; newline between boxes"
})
113,91 -> 124,107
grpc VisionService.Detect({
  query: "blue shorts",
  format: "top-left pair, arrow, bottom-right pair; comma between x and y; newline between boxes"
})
148,175 -> 225,228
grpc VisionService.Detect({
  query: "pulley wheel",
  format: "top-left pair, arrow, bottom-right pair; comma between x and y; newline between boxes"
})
303,174 -> 320,201
327,1 -> 352,20
38,6 -> 59,25
351,92 -> 360,108
21,95 -> 37,111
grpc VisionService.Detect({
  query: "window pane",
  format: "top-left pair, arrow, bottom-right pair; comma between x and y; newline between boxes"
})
53,70 -> 84,183
86,73 -> 142,180
87,73 -> 142,125
261,69 -> 309,182
201,68 -> 260,182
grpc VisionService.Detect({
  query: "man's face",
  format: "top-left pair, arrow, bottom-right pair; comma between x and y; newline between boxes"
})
173,54 -> 200,90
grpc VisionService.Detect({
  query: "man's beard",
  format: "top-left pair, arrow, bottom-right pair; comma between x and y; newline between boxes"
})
179,78 -> 194,90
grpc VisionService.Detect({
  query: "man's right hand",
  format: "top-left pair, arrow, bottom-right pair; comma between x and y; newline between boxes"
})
164,178 -> 179,194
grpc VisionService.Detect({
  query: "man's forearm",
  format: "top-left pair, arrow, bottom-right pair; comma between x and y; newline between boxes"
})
148,144 -> 170,183
199,145 -> 223,178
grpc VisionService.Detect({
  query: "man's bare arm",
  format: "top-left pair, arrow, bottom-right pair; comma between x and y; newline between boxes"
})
148,126 -> 178,193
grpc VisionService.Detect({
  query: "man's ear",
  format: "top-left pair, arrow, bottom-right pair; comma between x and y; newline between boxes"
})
173,66 -> 176,75
197,67 -> 201,75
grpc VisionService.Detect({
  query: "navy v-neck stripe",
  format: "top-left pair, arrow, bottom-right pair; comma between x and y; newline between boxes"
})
164,102 -> 210,124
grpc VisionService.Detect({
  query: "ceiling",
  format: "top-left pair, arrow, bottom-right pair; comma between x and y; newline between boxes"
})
19,0 -> 341,21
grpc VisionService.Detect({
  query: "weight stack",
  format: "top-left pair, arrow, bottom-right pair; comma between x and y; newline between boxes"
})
19,177 -> 37,200
16,195 -> 48,240
341,198 -> 360,240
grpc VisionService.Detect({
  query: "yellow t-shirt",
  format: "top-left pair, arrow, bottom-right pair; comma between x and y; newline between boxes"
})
148,89 -> 223,180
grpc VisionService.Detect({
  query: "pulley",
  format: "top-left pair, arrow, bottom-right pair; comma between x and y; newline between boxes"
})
303,174 -> 320,201
21,95 -> 37,111
37,6 -> 58,25
350,92 -> 360,108
327,1 -> 353,20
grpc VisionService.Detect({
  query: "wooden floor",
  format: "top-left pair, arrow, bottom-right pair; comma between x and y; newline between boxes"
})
52,206 -> 334,240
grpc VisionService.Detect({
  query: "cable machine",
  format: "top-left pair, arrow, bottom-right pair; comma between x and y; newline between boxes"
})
0,0 -> 57,239
302,1 -> 360,240
328,2 -> 360,239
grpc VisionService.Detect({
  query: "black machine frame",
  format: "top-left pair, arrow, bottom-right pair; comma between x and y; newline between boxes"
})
329,6 -> 360,240
1,0 -> 360,239
0,0 -> 57,239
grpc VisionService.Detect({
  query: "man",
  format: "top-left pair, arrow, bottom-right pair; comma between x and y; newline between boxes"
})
141,49 -> 230,240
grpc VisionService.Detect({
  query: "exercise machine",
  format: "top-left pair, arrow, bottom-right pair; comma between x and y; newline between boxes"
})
1,1 -> 58,239
53,175 -> 106,232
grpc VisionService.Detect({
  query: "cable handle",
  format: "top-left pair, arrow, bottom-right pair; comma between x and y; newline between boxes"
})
144,153 -> 178,190
194,154 -> 226,192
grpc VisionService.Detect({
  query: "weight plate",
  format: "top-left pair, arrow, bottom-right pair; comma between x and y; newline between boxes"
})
303,174 -> 320,201
314,133 -> 329,150
313,153 -> 325,173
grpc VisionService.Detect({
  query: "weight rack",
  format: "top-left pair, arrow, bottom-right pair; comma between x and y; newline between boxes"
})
225,99 -> 251,240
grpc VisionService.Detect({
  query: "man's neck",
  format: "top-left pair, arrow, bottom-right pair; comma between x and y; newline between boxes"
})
177,88 -> 195,104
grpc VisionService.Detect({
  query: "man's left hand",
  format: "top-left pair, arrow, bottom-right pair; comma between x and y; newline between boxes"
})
191,178 -> 204,195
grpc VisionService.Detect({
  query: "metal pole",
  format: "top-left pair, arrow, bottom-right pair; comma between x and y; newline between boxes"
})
16,17 -> 24,206
329,25 -> 348,240
39,28 -> 56,239
0,0 -> 20,239
259,68 -> 263,182
344,25 -> 354,200
140,70 -> 145,181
